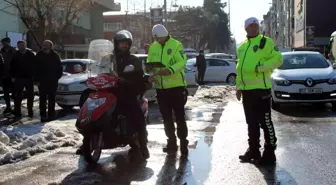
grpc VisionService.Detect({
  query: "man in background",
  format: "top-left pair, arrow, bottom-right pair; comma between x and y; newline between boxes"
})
0,37 -> 17,114
10,40 -> 36,118
196,50 -> 206,85
35,40 -> 63,122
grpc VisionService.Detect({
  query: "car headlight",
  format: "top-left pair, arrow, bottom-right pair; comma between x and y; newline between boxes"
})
273,77 -> 291,86
58,84 -> 69,91
87,98 -> 106,111
328,77 -> 336,84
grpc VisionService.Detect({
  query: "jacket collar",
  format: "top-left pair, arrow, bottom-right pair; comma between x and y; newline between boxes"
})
247,34 -> 262,42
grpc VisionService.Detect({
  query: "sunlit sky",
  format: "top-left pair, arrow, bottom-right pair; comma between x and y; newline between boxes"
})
113,0 -> 272,44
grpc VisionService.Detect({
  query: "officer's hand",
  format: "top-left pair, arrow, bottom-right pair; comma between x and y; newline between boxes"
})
148,76 -> 156,83
236,90 -> 242,101
158,69 -> 171,76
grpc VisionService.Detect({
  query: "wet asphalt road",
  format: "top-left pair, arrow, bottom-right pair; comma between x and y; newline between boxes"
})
0,98 -> 336,184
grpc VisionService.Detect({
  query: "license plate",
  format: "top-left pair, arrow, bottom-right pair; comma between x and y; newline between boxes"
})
299,88 -> 323,94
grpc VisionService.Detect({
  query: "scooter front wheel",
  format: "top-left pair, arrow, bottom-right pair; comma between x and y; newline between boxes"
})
83,133 -> 103,164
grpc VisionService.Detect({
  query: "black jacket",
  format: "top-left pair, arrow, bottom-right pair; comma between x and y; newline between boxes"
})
196,55 -> 206,69
35,50 -> 63,82
0,54 -> 4,78
111,53 -> 151,95
10,49 -> 36,78
0,46 -> 17,78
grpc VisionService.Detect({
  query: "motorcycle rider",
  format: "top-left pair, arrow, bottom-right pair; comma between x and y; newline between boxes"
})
76,30 -> 151,160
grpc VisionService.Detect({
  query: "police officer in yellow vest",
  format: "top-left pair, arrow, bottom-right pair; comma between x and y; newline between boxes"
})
236,17 -> 283,165
146,24 -> 189,156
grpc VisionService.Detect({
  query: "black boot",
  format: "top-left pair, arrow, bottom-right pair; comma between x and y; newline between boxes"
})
258,148 -> 276,165
239,148 -> 261,163
163,139 -> 178,155
138,129 -> 150,159
180,139 -> 189,156
75,145 -> 83,155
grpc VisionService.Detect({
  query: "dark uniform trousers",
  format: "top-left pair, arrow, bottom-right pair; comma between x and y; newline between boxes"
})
156,86 -> 188,141
242,89 -> 277,150
14,78 -> 34,114
39,81 -> 58,118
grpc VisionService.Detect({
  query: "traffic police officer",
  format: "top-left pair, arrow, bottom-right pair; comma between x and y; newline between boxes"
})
146,24 -> 189,156
236,17 -> 284,165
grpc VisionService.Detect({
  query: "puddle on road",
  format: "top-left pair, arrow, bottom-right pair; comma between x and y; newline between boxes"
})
184,131 -> 215,185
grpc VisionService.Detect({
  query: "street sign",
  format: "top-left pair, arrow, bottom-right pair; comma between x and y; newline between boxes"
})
150,8 -> 163,25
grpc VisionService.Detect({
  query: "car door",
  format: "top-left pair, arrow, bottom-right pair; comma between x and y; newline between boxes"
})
207,59 -> 230,82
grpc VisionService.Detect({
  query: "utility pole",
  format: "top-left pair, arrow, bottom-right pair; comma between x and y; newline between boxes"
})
228,0 -> 231,32
287,0 -> 291,47
164,0 -> 167,27
144,0 -> 147,43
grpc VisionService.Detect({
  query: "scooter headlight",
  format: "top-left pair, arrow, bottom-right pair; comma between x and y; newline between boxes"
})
87,98 -> 106,111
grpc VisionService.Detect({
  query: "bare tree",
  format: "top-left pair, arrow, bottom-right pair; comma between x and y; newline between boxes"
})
4,0 -> 92,48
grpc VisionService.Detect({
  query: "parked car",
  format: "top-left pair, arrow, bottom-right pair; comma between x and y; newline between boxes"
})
61,59 -> 91,74
271,51 -> 336,110
206,53 -> 236,60
186,57 -> 237,84
56,54 -> 197,109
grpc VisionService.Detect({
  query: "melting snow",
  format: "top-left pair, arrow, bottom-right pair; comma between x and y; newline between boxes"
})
0,114 -> 82,165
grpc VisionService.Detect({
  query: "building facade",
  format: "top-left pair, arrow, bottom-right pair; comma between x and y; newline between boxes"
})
0,1 -> 24,46
103,12 -> 152,51
263,0 -> 336,52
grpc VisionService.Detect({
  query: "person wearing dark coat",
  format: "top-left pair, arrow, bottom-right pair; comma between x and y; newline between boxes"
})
0,37 -> 17,114
196,50 -> 206,85
10,40 -> 36,118
35,40 -> 63,122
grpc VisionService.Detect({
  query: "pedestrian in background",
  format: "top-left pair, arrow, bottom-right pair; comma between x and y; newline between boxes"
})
146,24 -> 189,156
196,50 -> 206,85
236,17 -> 283,165
0,37 -> 17,114
35,40 -> 63,122
10,40 -> 36,118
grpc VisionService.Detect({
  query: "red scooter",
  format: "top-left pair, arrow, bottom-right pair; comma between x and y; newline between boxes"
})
76,73 -> 149,164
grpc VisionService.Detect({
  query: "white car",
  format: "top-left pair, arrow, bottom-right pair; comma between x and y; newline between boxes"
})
56,54 -> 197,109
205,53 -> 236,60
271,51 -> 336,109
187,57 -> 237,84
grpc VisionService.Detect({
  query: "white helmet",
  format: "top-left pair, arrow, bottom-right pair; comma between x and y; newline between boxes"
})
152,24 -> 169,38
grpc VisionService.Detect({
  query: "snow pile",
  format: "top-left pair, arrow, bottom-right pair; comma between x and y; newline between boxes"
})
186,85 -> 235,109
0,115 -> 82,165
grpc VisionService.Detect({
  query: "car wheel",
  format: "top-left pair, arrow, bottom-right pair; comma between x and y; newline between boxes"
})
58,104 -> 74,110
271,97 -> 280,110
331,103 -> 336,112
226,74 -> 236,85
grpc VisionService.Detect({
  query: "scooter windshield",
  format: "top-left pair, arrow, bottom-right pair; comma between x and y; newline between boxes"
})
87,39 -> 114,75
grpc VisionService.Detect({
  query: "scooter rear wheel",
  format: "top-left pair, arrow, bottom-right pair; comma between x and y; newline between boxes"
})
83,133 -> 103,164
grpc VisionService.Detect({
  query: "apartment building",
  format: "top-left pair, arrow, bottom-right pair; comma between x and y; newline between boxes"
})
263,0 -> 336,52
103,12 -> 152,50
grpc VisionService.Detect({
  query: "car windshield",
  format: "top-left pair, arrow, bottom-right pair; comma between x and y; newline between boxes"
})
61,60 -> 87,74
186,58 -> 196,67
279,53 -> 330,70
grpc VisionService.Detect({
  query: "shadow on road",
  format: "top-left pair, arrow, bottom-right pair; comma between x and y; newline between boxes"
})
256,164 -> 298,185
276,104 -> 336,118
58,152 -> 154,185
156,155 -> 190,185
